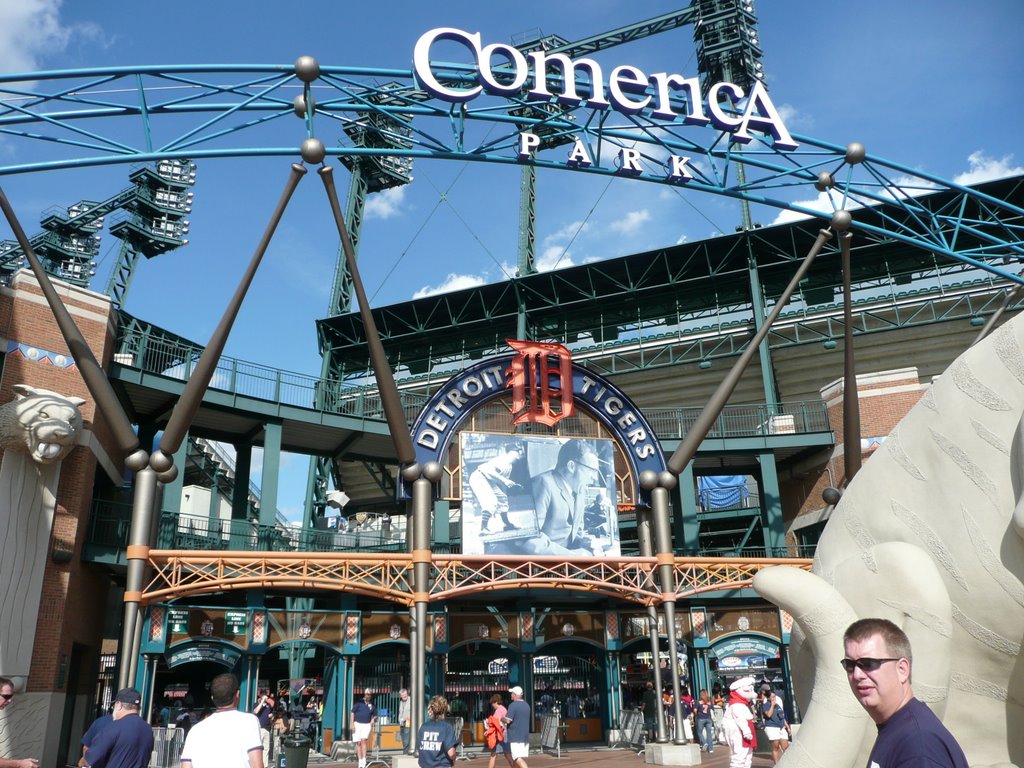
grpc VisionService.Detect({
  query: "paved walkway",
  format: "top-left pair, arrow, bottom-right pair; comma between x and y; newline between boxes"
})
309,744 -> 777,768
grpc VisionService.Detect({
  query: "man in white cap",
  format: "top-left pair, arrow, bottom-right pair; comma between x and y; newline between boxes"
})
502,687 -> 531,768
721,677 -> 757,768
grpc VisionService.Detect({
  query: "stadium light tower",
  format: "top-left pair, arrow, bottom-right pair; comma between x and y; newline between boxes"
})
693,0 -> 766,231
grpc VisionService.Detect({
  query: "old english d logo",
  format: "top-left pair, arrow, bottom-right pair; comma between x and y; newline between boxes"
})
506,339 -> 574,426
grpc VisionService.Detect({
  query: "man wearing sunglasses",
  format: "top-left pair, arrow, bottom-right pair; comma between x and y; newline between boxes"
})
843,619 -> 967,767
0,677 -> 40,768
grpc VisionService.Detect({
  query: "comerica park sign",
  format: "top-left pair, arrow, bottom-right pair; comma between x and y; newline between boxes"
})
413,27 -> 798,179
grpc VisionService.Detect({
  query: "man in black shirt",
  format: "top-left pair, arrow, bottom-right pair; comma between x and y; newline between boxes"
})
641,682 -> 658,742
842,618 -> 967,767
253,690 -> 275,758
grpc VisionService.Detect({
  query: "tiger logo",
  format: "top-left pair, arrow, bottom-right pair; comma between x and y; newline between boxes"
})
0,384 -> 85,464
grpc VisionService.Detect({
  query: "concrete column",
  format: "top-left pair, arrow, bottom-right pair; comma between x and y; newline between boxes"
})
677,463 -> 699,553
161,437 -> 188,519
208,465 -> 221,525
758,452 -> 784,555
259,422 -> 282,529
232,442 -> 253,519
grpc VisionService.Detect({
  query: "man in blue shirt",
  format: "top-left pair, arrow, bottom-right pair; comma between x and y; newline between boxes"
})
78,712 -> 113,767
81,688 -> 154,768
351,690 -> 377,768
502,687 -> 531,768
843,618 -> 967,768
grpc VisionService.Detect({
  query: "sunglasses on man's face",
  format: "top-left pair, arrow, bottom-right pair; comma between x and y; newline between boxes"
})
0,693 -> 13,700
840,657 -> 900,673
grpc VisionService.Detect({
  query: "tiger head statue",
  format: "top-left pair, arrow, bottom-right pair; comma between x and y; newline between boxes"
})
0,384 -> 85,464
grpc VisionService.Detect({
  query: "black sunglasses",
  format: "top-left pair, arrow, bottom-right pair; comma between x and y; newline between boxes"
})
0,693 -> 12,700
840,657 -> 900,673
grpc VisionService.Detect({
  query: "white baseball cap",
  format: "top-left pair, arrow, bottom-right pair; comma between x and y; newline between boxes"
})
509,686 -> 524,696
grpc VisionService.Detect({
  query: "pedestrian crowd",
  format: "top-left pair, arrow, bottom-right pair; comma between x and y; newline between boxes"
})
2,618 -> 968,768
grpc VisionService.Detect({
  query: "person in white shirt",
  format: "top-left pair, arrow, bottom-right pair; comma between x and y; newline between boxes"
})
180,673 -> 264,768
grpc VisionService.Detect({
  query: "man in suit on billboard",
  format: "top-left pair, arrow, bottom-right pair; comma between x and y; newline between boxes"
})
521,440 -> 602,556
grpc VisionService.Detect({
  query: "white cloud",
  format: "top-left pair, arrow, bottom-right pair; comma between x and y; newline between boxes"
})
412,272 -> 486,299
953,151 -> 1024,186
675,234 -> 689,245
771,190 -> 840,225
608,209 -> 651,235
771,150 -> 1023,225
365,186 -> 407,220
535,245 -> 573,272
0,0 -> 100,74
279,505 -> 304,524
543,221 -> 589,245
775,103 -> 812,132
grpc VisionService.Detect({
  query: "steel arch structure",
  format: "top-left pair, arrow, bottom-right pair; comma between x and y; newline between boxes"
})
0,61 -> 1021,284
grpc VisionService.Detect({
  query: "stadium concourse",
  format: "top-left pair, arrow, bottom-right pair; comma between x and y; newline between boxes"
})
0,2 -> 1022,767
306,744 -> 777,768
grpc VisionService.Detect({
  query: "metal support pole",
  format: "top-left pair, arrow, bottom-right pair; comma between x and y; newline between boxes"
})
840,230 -> 862,484
971,282 -> 1023,347
667,225 -> 836,475
651,484 -> 685,745
636,507 -> 667,743
119,465 -> 157,689
408,600 -> 419,739
408,516 -> 420,753
410,473 -> 435,755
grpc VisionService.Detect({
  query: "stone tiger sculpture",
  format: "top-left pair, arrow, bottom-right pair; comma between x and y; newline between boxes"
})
754,315 -> 1024,767
0,384 -> 84,464
0,384 -> 84,763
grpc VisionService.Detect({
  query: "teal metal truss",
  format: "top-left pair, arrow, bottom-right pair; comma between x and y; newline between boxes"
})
0,3 -> 1022,526
0,60 -> 1019,274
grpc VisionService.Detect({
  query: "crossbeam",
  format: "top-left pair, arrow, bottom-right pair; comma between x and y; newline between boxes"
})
142,550 -> 811,605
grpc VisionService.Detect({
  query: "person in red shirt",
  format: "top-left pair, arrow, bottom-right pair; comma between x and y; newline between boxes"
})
484,694 -> 513,768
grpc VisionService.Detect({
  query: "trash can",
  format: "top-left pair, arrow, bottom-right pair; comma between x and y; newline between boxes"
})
280,734 -> 311,768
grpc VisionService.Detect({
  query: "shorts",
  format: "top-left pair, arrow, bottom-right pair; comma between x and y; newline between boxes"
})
509,742 -> 529,760
765,726 -> 789,742
490,743 -> 506,754
354,722 -> 372,741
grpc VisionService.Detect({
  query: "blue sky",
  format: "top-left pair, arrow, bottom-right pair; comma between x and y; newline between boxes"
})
1,0 -> 1022,520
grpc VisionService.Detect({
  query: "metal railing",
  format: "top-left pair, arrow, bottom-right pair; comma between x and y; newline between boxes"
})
87,500 -> 817,561
113,324 -> 427,421
86,501 -> 409,555
682,544 -> 817,559
114,323 -> 832,441
150,727 -> 184,768
645,400 -> 831,439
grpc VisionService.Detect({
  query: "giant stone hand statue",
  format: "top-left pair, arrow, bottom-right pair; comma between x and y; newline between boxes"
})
0,385 -> 85,755
754,315 -> 1024,768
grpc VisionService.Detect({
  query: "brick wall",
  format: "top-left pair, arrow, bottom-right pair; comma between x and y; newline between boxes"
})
781,368 -> 926,541
0,272 -> 120,692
